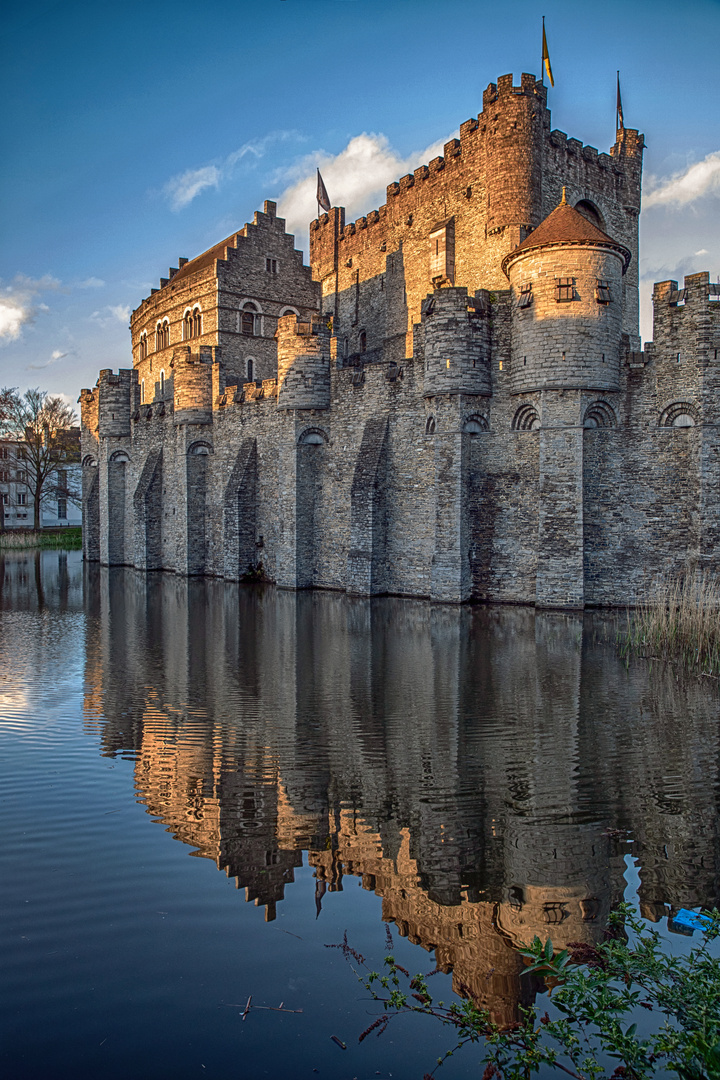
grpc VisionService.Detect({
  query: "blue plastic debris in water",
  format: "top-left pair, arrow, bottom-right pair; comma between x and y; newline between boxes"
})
671,909 -> 713,932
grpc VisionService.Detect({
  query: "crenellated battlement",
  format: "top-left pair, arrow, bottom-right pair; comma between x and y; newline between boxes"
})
276,314 -> 331,410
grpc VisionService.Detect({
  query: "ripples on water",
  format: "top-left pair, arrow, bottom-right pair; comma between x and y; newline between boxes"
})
1,549 -> 719,1079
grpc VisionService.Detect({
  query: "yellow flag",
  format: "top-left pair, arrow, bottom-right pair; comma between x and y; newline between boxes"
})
542,20 -> 554,87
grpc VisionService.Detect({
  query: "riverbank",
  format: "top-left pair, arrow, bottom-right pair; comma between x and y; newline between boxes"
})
0,527 -> 82,550
618,572 -> 720,677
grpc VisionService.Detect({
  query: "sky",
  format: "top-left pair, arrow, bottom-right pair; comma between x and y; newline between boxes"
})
1,0 -> 719,409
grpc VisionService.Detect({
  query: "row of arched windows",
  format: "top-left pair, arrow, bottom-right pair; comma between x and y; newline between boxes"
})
423,402 -> 700,434
139,302 -> 306,360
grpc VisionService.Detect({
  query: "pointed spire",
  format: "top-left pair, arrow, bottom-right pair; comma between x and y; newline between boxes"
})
560,186 -> 567,206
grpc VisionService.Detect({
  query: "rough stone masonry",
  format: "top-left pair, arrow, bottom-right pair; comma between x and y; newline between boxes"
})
80,71 -> 720,608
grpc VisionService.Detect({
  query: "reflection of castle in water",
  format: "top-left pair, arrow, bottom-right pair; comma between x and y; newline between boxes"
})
82,565 -> 720,1023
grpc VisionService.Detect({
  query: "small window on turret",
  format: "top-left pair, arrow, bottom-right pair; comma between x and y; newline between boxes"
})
518,283 -> 533,308
555,277 -> 575,302
595,280 -> 612,304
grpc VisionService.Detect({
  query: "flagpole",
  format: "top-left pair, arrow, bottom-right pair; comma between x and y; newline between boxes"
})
541,16 -> 545,86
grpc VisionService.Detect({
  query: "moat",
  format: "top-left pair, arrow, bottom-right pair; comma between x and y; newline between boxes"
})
1,550 -> 719,1079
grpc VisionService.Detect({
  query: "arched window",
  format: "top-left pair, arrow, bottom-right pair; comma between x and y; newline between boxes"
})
360,330 -> 367,353
298,428 -> 328,445
246,358 -> 254,383
463,415 -> 489,435
193,307 -> 202,337
183,310 -> 193,340
156,319 -> 169,350
573,199 -> 605,230
139,333 -> 147,361
280,307 -> 299,318
425,415 -> 436,435
241,302 -> 259,337
659,401 -> 699,428
512,404 -> 541,430
159,370 -> 165,397
583,401 -> 616,429
141,379 -> 145,404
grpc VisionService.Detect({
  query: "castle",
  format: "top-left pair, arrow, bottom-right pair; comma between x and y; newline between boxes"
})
80,72 -> 720,608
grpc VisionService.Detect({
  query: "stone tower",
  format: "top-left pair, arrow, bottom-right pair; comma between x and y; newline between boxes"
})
503,196 -> 631,609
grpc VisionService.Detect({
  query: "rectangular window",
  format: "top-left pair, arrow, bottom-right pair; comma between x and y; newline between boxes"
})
555,277 -> 575,302
16,470 -> 26,483
266,257 -> 277,274
57,498 -> 67,519
429,219 -> 455,283
518,282 -> 533,308
17,492 -> 26,505
595,280 -> 612,304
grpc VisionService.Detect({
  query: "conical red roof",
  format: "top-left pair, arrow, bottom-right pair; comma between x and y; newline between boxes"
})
502,199 -> 631,276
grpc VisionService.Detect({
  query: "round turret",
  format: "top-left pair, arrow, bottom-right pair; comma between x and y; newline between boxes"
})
422,287 -> 490,397
276,315 -> 330,410
503,194 -> 630,394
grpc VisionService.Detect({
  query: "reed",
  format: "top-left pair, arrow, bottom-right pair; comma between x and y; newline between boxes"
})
618,571 -> 720,676
0,527 -> 82,550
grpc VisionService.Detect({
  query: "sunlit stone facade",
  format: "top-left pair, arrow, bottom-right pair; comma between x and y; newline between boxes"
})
81,71 -> 720,608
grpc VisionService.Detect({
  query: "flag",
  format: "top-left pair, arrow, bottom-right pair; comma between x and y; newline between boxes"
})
616,71 -> 625,132
316,169 -> 331,213
542,18 -> 554,87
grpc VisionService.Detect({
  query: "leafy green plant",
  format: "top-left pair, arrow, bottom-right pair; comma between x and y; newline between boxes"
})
338,904 -> 720,1079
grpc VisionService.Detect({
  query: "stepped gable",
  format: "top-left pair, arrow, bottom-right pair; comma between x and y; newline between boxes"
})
169,233 -> 239,284
502,198 -> 632,276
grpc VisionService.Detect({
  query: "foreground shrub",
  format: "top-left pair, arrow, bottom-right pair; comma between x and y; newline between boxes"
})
338,903 -> 720,1079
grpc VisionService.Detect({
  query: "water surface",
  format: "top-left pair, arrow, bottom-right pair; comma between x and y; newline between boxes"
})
1,551 -> 719,1079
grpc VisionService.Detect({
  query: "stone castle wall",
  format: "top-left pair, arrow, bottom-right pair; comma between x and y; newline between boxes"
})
81,69 -> 720,609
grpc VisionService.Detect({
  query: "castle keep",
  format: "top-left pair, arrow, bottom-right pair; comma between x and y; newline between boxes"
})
80,72 -> 720,608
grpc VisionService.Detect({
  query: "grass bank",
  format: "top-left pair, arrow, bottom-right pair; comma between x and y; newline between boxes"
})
0,527 -> 82,550
618,572 -> 720,676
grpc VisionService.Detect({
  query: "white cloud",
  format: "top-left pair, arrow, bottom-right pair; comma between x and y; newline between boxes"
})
164,165 -> 221,211
27,348 -> 69,371
161,130 -> 304,211
0,274 -> 61,344
77,277 -> 105,289
644,151 -> 720,209
88,304 -> 130,328
695,248 -> 709,256
276,131 -> 452,243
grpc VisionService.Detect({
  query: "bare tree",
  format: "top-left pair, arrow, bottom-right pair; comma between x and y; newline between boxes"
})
0,388 -> 80,532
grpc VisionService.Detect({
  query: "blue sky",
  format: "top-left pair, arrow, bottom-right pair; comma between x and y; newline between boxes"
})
2,0 -> 719,405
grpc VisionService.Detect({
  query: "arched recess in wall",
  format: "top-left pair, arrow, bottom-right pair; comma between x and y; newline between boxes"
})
573,199 -> 605,230
425,415 -> 436,435
223,438 -> 258,582
463,414 -> 489,435
298,427 -> 329,446
245,357 -> 256,384
659,402 -> 699,428
512,403 -> 541,430
186,442 -> 212,575
107,450 -> 130,565
583,401 -> 617,429
296,428 -> 328,588
82,456 -> 100,561
280,306 -> 300,318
